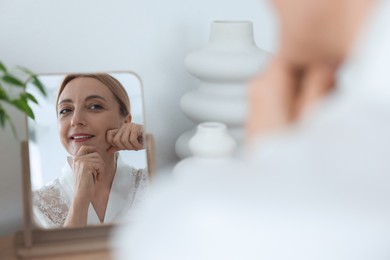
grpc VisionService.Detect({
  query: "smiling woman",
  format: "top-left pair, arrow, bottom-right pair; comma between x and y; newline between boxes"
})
28,72 -> 148,229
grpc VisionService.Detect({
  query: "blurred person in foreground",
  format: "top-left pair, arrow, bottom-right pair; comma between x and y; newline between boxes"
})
113,0 -> 390,259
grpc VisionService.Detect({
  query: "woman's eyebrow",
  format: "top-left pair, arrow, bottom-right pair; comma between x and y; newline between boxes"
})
58,98 -> 72,105
58,95 -> 106,106
85,95 -> 106,102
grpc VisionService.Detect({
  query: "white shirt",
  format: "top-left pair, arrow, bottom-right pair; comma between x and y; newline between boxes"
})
33,154 -> 148,228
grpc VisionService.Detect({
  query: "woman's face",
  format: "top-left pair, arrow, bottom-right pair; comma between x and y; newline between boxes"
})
57,77 -> 128,156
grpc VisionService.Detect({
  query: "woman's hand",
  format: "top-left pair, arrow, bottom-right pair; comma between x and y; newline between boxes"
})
72,145 -> 105,201
64,145 -> 105,227
106,122 -> 145,153
247,56 -> 336,141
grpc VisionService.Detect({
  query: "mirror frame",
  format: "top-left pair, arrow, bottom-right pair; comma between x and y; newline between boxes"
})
16,71 -> 155,258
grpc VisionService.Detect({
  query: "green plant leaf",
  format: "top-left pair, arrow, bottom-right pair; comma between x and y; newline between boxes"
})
23,92 -> 38,104
0,105 -> 17,138
0,107 -> 6,128
0,61 -> 7,73
0,62 -> 46,139
17,67 -> 47,96
11,98 -> 35,119
31,76 -> 47,96
0,85 -> 10,101
2,74 -> 25,87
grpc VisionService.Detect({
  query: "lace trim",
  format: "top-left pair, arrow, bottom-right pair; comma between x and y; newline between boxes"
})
33,179 -> 69,228
128,168 -> 149,211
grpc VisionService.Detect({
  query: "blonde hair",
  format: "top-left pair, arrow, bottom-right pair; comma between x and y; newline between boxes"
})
56,73 -> 130,117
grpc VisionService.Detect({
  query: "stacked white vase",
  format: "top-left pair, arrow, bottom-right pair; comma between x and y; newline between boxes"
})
175,20 -> 271,158
173,122 -> 242,180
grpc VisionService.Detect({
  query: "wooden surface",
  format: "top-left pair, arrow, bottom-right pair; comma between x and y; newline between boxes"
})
0,234 -> 17,259
0,233 -> 113,260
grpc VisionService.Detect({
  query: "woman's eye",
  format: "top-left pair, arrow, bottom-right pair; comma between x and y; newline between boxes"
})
89,104 -> 103,110
59,108 -> 71,115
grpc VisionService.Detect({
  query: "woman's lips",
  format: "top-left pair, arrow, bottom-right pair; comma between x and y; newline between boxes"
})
70,134 -> 95,143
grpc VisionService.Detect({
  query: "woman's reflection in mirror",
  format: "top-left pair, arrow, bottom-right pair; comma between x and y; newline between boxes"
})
32,73 -> 148,228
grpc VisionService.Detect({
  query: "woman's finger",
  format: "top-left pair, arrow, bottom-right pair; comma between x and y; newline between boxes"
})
112,126 -> 127,150
129,126 -> 144,150
73,149 -> 105,184
294,63 -> 336,119
107,123 -> 145,151
121,123 -> 133,149
106,129 -> 118,146
75,145 -> 97,156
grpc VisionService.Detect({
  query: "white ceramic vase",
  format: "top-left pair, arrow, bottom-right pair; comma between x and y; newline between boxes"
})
189,122 -> 237,157
173,122 -> 242,180
175,20 -> 271,158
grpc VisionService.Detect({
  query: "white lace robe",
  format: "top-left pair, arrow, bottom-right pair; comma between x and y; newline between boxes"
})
32,154 -> 148,228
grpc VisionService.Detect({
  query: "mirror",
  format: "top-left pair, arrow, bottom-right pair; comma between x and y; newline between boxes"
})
25,71 -> 149,230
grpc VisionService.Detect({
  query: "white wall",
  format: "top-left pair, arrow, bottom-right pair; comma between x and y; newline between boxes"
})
0,0 -> 277,235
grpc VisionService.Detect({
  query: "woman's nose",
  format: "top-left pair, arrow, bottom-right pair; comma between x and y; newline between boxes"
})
71,110 -> 86,126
